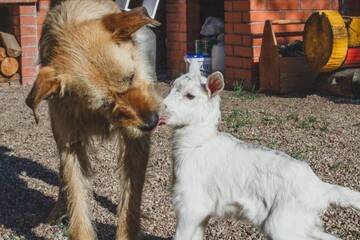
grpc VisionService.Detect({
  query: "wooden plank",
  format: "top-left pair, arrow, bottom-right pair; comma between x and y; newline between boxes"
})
279,57 -> 317,94
0,32 -> 22,58
272,19 -> 305,25
0,75 -> 9,84
10,73 -> 20,82
259,20 -> 280,93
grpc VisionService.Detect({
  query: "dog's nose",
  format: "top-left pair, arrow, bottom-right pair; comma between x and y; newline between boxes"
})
140,112 -> 159,132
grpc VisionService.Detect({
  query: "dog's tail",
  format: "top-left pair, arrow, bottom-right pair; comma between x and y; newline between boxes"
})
324,183 -> 360,209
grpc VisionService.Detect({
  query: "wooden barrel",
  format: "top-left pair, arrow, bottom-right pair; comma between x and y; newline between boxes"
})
304,11 -> 348,73
345,16 -> 360,47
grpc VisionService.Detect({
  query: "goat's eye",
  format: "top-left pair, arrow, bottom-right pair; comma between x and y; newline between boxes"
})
185,93 -> 195,100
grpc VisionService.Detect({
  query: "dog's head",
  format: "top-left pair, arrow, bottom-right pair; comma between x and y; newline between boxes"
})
26,4 -> 161,138
162,62 -> 224,128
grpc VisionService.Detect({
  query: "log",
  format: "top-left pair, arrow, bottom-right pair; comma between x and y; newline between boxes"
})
0,32 -> 22,57
0,75 -> 9,84
0,57 -> 19,77
10,73 -> 20,82
316,68 -> 360,98
0,47 -> 6,62
304,11 -> 348,73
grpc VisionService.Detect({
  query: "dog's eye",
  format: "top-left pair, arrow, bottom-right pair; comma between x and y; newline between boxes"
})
185,93 -> 195,100
124,73 -> 135,83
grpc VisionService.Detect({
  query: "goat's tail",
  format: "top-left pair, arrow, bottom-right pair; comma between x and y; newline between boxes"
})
324,183 -> 360,209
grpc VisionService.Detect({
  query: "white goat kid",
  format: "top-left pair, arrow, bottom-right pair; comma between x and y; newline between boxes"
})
161,69 -> 360,240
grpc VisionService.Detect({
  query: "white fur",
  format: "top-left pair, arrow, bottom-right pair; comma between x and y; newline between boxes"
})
162,68 -> 360,240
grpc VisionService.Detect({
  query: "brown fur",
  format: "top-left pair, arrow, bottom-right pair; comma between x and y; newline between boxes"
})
25,1 -> 161,239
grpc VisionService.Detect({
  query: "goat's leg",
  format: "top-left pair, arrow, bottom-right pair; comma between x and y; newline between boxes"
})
116,136 -> 150,240
60,142 -> 95,240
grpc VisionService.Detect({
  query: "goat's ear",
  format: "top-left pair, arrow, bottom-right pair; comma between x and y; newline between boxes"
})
25,66 -> 63,124
102,7 -> 161,40
205,71 -> 225,97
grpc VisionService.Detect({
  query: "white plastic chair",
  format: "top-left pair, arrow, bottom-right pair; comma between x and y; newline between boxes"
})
115,0 -> 159,19
115,0 -> 130,11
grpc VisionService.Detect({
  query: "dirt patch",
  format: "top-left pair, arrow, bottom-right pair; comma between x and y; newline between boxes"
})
0,82 -> 359,239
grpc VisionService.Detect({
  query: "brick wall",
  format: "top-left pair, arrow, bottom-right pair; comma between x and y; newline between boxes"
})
0,0 -> 51,85
166,0 -> 188,77
224,0 -> 339,89
166,0 -> 341,89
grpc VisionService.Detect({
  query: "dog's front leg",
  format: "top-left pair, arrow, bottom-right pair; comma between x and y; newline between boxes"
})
59,142 -> 96,240
174,207 -> 209,240
116,135 -> 150,240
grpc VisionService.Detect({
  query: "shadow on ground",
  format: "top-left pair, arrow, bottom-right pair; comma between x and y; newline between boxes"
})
0,146 -> 172,240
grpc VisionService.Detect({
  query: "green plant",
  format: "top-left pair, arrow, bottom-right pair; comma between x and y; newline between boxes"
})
226,109 -> 254,129
329,160 -> 343,170
291,150 -> 304,160
233,83 -> 258,100
261,112 -> 282,125
233,84 -> 245,97
298,115 -> 317,129
286,112 -> 299,122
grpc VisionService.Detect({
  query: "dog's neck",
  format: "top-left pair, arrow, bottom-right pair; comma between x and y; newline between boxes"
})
173,123 -> 218,148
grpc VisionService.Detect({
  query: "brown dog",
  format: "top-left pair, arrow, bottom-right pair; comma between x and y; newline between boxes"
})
25,1 -> 161,239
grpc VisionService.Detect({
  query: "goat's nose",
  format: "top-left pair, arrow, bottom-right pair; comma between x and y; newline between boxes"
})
140,112 -> 159,132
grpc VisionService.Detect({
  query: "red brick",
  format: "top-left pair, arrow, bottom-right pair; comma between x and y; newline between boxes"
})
167,32 -> 187,41
234,46 -> 253,57
20,15 -> 37,25
251,0 -> 267,10
22,66 -> 38,77
225,68 -> 235,79
21,57 -> 35,66
234,68 -> 252,81
243,35 -> 252,46
20,26 -> 37,35
39,0 -> 51,10
283,11 -> 313,20
233,1 -> 250,11
225,45 -> 234,56
225,12 -> 242,23
267,0 -> 301,10
21,47 -> 38,57
234,23 -> 251,33
225,34 -> 242,45
19,5 -> 36,15
37,12 -> 47,25
224,1 -> 233,11
225,23 -> 234,33
247,11 -> 284,22
301,0 -> 331,10
20,36 -> 37,46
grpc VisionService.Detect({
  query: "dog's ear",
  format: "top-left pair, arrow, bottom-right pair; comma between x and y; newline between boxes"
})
102,7 -> 161,40
25,66 -> 63,124
205,71 -> 225,97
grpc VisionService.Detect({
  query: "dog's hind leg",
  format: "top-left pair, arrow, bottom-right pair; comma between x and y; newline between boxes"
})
60,142 -> 96,240
116,135 -> 150,240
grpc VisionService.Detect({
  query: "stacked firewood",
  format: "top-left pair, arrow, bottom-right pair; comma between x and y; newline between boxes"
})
0,32 -> 21,84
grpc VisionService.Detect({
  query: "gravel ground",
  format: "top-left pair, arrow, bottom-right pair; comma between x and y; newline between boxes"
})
0,82 -> 359,240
